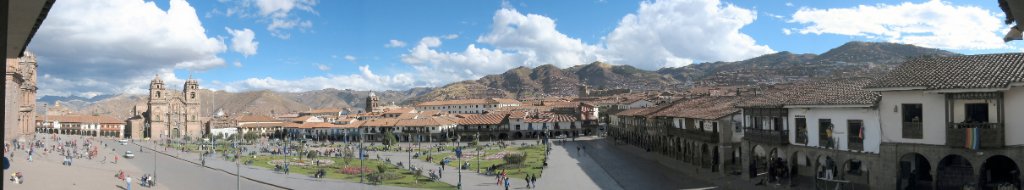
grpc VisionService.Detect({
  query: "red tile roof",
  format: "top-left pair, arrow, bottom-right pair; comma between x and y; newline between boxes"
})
867,53 -> 1024,90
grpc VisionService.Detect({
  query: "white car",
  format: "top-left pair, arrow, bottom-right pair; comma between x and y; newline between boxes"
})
118,139 -> 129,145
124,151 -> 135,159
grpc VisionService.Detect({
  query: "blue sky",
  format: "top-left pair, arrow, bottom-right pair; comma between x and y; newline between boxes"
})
27,0 -> 1023,97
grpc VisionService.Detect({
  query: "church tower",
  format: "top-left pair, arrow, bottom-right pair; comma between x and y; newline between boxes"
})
183,75 -> 201,138
148,74 -> 168,139
365,92 -> 379,113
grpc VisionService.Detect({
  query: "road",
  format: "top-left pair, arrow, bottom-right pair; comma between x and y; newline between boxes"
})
571,138 -> 716,190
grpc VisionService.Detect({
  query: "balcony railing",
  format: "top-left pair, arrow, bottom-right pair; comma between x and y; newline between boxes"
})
744,129 -> 789,145
849,141 -> 863,151
946,123 -> 1004,149
902,122 -> 923,139
681,129 -> 719,143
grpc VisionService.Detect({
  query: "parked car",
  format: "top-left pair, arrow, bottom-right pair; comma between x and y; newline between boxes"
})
124,151 -> 135,159
118,139 -> 129,145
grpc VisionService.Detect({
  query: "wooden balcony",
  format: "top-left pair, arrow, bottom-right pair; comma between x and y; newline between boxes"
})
744,129 -> 789,145
681,129 -> 719,143
946,123 -> 1004,149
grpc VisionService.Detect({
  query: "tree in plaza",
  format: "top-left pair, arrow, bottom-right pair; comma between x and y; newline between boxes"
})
377,164 -> 388,174
382,132 -> 397,149
244,131 -> 258,144
214,133 -> 224,140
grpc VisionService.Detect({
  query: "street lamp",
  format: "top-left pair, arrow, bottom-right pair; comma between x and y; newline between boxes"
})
457,135 -> 462,190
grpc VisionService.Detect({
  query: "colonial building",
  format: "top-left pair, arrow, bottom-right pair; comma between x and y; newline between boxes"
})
414,98 -> 522,114
365,92 -> 380,113
865,54 -> 1024,190
35,115 -> 126,138
145,75 -> 203,140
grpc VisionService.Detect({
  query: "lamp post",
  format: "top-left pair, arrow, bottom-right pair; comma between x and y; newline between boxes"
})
457,135 -> 462,190
235,139 -> 240,190
359,129 -> 365,184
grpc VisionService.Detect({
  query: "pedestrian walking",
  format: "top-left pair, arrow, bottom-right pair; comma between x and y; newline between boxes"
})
504,176 -> 510,190
531,174 -> 537,187
525,175 -> 531,188
126,175 -> 132,190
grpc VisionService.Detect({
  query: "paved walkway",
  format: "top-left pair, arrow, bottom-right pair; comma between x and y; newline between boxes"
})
3,135 -> 170,190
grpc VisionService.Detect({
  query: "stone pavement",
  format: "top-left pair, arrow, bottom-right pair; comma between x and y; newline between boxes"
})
3,135 -> 169,190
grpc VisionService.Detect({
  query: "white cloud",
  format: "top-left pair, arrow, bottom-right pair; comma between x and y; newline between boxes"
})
212,0 -> 317,39
315,63 -> 330,71
234,61 -> 244,67
344,55 -> 357,62
226,27 -> 259,57
782,28 -> 792,35
603,0 -> 774,69
442,34 -> 459,39
385,39 -> 407,48
399,0 -> 775,86
30,0 -> 227,97
785,2 -> 794,7
400,8 -> 603,83
219,65 -> 415,92
790,0 -> 1009,50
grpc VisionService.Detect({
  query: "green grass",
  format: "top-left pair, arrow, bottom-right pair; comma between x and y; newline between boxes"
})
241,155 -> 455,189
418,145 -> 546,179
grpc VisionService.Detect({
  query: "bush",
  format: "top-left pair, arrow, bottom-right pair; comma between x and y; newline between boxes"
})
339,166 -> 373,175
368,171 -> 402,182
503,153 -> 526,165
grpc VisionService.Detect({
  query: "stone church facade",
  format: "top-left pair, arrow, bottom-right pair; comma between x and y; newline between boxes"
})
145,74 -> 202,140
4,52 -> 37,140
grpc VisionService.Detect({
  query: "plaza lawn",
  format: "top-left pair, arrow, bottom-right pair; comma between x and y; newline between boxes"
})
419,145 -> 546,179
242,155 -> 454,189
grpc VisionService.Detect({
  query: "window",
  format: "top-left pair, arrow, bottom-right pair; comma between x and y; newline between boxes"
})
964,103 -> 989,123
901,104 -> 923,139
795,118 -> 808,144
819,119 -> 833,148
515,125 -> 521,130
848,120 -> 864,151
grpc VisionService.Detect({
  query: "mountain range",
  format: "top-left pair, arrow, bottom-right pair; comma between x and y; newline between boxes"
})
38,41 -> 958,119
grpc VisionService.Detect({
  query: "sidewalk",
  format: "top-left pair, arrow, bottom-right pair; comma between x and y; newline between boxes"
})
603,139 -> 815,190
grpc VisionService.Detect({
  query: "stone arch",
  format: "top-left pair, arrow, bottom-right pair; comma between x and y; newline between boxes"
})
750,145 -> 768,178
898,153 -> 933,190
498,133 -> 509,140
790,151 -> 812,186
816,155 -> 838,180
978,155 -> 1021,190
936,154 -> 974,190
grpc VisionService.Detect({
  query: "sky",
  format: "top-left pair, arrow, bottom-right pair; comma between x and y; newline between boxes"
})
26,0 -> 1024,98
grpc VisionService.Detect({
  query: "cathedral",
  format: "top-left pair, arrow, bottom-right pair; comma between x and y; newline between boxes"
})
144,74 -> 202,140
